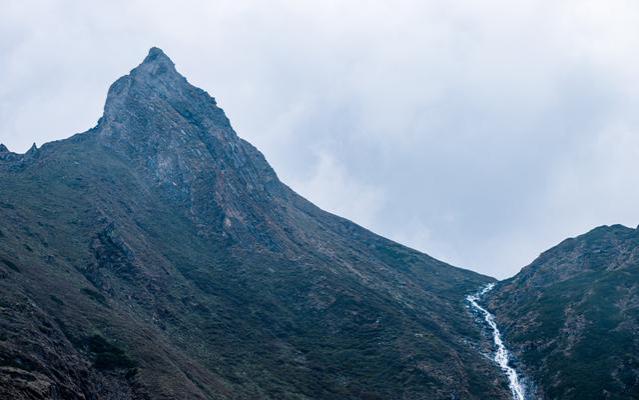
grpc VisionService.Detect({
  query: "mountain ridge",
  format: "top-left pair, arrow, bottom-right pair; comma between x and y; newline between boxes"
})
0,47 -> 508,399
488,223 -> 639,399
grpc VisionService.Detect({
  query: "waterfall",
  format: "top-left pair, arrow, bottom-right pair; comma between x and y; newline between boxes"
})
467,283 -> 527,400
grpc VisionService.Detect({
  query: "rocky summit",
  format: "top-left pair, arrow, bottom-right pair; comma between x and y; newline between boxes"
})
0,48 -> 510,399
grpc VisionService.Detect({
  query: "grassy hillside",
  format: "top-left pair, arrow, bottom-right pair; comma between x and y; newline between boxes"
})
488,225 -> 639,399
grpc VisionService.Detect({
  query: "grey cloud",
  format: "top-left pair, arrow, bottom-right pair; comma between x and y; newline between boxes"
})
2,0 -> 639,278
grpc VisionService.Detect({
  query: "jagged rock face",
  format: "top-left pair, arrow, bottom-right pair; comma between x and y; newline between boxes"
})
0,48 -> 509,399
0,143 -> 37,163
0,145 -> 10,162
488,225 -> 639,400
96,48 -> 286,246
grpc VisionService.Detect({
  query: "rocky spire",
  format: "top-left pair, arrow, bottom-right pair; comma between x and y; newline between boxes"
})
100,47 -> 227,135
0,143 -> 16,161
95,47 -> 281,240
126,46 -> 181,86
141,47 -> 176,71
24,143 -> 39,159
104,48 -> 192,116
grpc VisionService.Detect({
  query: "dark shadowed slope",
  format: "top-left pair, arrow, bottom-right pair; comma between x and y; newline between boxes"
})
488,224 -> 639,399
0,48 -> 508,399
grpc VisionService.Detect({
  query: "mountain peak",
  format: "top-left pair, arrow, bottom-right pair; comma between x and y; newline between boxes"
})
129,46 -> 180,82
96,47 -> 276,235
0,46 -> 507,400
143,47 -> 172,64
135,47 -> 178,76
101,47 -> 199,127
100,47 -> 226,130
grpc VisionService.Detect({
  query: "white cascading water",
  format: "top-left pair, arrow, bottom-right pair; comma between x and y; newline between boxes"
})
467,283 -> 527,400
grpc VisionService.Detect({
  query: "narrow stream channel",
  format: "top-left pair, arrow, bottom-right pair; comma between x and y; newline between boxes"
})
467,283 -> 527,400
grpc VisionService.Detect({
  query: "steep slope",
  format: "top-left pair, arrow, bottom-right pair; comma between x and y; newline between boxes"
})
0,48 -> 508,399
487,224 -> 639,399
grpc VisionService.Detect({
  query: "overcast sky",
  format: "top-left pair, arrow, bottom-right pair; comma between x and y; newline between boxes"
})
2,1 -> 639,278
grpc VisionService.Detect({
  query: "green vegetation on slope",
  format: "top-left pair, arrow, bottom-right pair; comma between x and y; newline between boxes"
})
0,48 -> 508,399
489,225 -> 639,400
